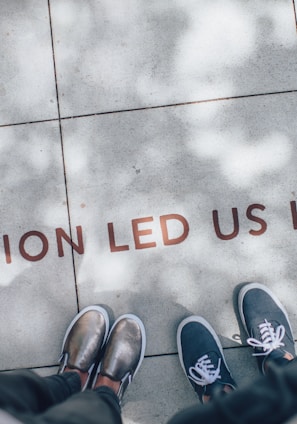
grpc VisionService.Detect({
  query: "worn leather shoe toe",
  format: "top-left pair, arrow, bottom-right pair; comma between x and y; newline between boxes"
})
59,305 -> 109,390
97,314 -> 146,401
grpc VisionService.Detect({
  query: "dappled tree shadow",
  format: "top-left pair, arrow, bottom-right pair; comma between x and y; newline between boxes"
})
1,1 -> 297,423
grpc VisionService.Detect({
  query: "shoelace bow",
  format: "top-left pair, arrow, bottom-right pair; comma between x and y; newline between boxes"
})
188,354 -> 221,386
247,319 -> 285,356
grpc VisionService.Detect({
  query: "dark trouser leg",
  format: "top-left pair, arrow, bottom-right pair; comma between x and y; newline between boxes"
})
168,359 -> 297,424
0,370 -> 122,424
25,387 -> 122,424
0,370 -> 80,417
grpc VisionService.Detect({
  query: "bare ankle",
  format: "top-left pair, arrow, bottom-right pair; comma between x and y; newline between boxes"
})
94,374 -> 120,394
202,384 -> 234,403
284,352 -> 294,361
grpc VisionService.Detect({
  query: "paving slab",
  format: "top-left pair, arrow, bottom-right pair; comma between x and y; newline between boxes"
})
62,91 -> 297,357
0,0 -> 58,126
123,347 -> 259,424
19,347 -> 259,424
23,348 -> 259,424
0,122 -> 78,370
50,0 -> 297,117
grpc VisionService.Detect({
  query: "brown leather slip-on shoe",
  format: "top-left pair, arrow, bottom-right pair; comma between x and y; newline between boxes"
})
58,305 -> 109,390
94,313 -> 146,401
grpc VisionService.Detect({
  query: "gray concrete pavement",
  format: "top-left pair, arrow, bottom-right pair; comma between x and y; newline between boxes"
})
1,1 -> 297,423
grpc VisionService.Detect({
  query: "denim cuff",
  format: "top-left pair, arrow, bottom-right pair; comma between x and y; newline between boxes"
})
44,372 -> 81,404
94,385 -> 121,414
60,372 -> 82,394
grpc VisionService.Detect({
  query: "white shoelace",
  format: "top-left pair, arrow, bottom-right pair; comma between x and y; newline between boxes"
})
247,319 -> 285,356
188,354 -> 221,386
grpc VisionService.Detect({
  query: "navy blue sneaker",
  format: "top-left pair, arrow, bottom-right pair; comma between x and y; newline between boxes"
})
238,282 -> 296,374
177,316 -> 236,403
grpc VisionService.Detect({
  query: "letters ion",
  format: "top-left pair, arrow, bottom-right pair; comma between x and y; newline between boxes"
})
2,226 -> 84,264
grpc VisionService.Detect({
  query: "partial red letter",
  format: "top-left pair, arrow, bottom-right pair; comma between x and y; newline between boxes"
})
246,204 -> 267,236
19,231 -> 49,262
212,208 -> 239,240
108,223 -> 129,252
132,217 -> 156,249
56,226 -> 84,257
160,214 -> 189,246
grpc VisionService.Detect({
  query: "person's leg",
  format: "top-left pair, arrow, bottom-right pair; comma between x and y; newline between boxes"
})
0,370 -> 79,415
19,314 -> 146,424
168,359 -> 297,424
0,305 -> 109,422
169,282 -> 297,424
20,389 -> 122,424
